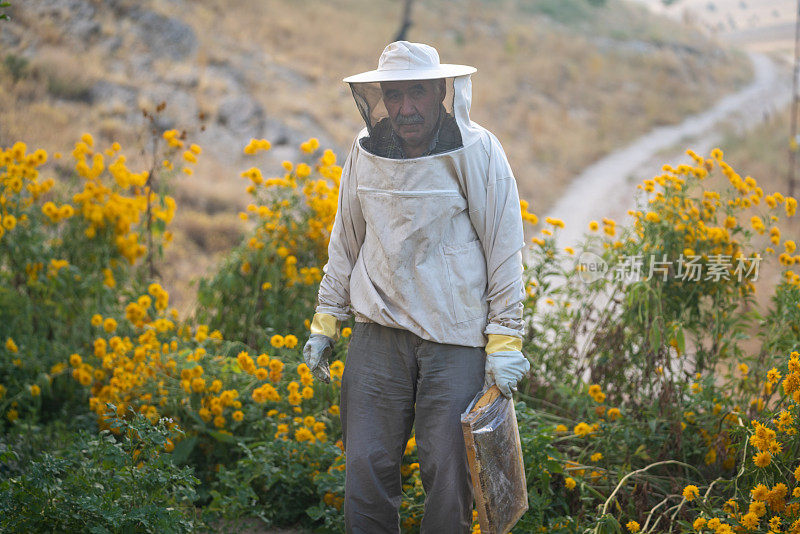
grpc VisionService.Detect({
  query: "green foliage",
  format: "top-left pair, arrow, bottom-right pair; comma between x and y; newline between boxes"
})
194,148 -> 338,349
520,0 -> 600,25
5,129 -> 800,532
0,407 -> 202,533
205,434 -> 343,528
3,54 -> 27,81
194,243 -> 319,349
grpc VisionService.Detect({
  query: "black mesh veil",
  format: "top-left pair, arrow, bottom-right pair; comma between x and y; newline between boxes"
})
348,78 -> 458,136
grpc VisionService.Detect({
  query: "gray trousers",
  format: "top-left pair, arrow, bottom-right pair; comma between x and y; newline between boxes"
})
340,322 -> 485,534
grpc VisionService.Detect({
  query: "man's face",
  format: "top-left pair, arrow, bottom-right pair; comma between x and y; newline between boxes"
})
381,79 -> 445,152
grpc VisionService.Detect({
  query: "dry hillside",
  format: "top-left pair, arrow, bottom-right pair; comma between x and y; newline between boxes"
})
0,0 -> 753,309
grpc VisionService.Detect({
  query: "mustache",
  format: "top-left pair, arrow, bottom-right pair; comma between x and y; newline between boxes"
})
394,113 -> 425,125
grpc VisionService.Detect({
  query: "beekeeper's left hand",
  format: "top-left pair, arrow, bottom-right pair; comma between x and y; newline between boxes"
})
484,334 -> 529,397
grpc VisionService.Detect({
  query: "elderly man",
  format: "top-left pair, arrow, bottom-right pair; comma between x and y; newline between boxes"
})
303,41 -> 529,533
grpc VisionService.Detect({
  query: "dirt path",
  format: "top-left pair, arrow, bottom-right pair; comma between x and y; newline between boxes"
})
542,51 -> 791,251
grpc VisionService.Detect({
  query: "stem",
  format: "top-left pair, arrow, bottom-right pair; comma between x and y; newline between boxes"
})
789,0 -> 800,197
146,133 -> 158,280
596,460 -> 697,533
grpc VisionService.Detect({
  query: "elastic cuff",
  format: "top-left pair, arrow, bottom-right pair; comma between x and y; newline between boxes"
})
310,313 -> 339,340
485,333 -> 522,355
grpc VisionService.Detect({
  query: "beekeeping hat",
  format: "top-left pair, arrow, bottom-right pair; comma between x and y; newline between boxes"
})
343,41 -> 476,83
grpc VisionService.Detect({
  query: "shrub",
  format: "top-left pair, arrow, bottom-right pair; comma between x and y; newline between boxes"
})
0,407 -> 202,533
195,137 -> 340,348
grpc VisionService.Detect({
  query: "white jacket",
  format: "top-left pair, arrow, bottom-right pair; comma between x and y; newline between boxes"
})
315,74 -> 525,347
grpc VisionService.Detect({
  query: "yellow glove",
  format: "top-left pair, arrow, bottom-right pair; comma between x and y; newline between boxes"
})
485,334 -> 527,398
310,312 -> 339,341
485,334 -> 522,355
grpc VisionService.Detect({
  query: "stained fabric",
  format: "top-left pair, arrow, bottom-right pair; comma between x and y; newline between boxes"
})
340,322 -> 484,533
316,70 -> 526,347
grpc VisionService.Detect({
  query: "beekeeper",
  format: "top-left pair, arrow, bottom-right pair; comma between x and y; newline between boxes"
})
303,41 -> 529,533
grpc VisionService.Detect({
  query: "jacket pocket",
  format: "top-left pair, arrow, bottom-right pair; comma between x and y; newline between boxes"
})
443,240 -> 487,324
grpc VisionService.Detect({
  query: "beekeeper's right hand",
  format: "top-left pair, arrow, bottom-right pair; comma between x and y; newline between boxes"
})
302,313 -> 338,384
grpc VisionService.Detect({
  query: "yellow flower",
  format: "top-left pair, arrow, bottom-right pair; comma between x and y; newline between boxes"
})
302,386 -> 314,399
232,410 -> 244,422
644,212 -> 660,223
589,221 -> 599,231
607,408 -> 621,421
284,334 -> 298,349
752,451 -> 771,468
191,377 -> 205,393
5,337 -> 18,353
739,512 -> 759,530
342,327 -> 352,338
555,424 -> 568,432
288,391 -> 302,406
767,368 -> 781,384
295,427 -> 315,442
565,477 -> 576,490
590,452 -> 602,462
748,500 -> 766,517
626,520 -> 640,533
29,384 -> 41,396
2,215 -> 17,231
330,360 -> 345,379
573,422 -> 592,437
103,317 -> 117,333
683,485 -> 699,501
270,334 -> 285,348
7,409 -> 19,422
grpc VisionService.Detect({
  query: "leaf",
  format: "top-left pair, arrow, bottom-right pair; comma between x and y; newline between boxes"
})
170,436 -> 197,465
649,325 -> 661,348
208,430 -> 238,444
676,326 -> 685,354
596,513 -> 622,534
547,460 -> 564,473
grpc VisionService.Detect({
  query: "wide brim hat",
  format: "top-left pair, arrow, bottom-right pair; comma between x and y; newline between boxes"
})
343,41 -> 476,83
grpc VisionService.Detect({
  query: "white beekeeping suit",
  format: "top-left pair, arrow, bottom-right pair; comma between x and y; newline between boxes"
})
315,42 -> 526,350
301,41 -> 530,534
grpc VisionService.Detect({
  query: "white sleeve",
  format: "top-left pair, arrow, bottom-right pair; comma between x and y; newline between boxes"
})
467,136 -> 526,339
315,140 -> 365,321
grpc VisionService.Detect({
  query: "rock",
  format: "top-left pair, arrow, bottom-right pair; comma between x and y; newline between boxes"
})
202,63 -> 244,95
216,94 -> 265,137
129,8 -> 198,61
140,84 -> 199,129
34,0 -> 100,44
0,22 -> 22,49
90,80 -> 138,111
